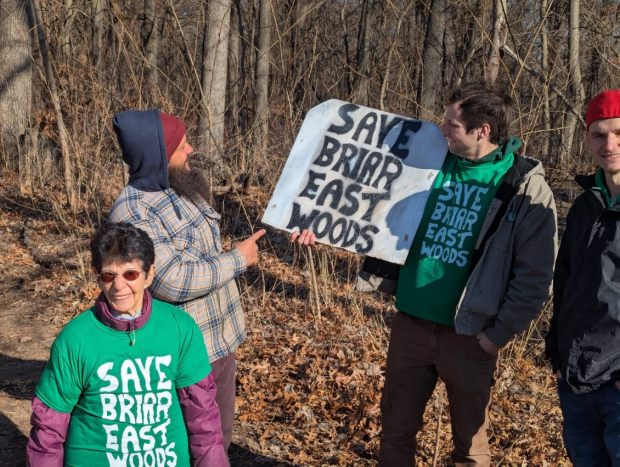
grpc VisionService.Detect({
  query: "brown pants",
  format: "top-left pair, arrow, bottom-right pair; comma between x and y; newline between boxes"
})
379,313 -> 497,466
211,352 -> 237,450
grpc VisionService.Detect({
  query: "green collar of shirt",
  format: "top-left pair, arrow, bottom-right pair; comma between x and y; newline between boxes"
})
593,168 -> 620,207
454,136 -> 522,167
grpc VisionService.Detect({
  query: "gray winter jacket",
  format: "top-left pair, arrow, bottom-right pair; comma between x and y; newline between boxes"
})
454,155 -> 558,347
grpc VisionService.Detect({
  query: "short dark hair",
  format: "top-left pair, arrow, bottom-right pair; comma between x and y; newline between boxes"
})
446,81 -> 513,145
90,222 -> 155,273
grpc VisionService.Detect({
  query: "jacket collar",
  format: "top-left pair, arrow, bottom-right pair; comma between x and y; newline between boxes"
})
575,172 -> 620,210
94,290 -> 152,331
575,173 -> 596,191
502,153 -> 539,188
576,173 -> 604,207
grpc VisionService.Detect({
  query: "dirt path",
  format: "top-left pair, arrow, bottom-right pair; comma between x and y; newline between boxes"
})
0,212 -> 60,466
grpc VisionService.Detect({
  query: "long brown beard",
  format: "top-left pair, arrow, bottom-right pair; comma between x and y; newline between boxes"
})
168,164 -> 211,204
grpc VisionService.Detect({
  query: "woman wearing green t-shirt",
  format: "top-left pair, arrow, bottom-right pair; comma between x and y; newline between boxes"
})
27,223 -> 228,466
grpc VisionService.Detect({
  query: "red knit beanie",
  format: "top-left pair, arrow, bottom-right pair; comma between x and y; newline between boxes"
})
160,111 -> 187,160
585,89 -> 620,129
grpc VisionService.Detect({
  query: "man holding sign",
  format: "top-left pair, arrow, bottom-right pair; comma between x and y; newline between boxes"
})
293,82 -> 557,465
109,109 -> 264,453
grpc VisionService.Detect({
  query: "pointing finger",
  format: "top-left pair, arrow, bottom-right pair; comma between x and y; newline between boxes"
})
250,229 -> 266,241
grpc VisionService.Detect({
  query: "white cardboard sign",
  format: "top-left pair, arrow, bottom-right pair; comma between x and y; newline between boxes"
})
262,99 -> 447,265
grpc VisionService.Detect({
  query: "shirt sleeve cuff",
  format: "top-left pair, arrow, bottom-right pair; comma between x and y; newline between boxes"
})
230,247 -> 248,274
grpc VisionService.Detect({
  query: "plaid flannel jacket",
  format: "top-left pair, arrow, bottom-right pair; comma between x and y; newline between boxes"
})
108,185 -> 247,362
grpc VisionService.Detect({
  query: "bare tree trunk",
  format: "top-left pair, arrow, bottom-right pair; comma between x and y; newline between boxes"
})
411,3 -> 425,93
540,0 -> 551,163
60,0 -> 75,58
418,0 -> 447,120
142,0 -> 160,102
92,0 -> 105,69
108,0 -> 121,94
0,0 -> 32,161
253,0 -> 271,156
241,0 -> 272,189
487,0 -> 507,84
561,0 -> 585,162
31,0 -> 77,211
228,0 -> 241,135
351,0 -> 381,106
200,0 -> 232,184
290,1 -> 312,110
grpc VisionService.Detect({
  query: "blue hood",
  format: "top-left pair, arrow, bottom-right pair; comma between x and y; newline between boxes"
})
113,109 -> 169,191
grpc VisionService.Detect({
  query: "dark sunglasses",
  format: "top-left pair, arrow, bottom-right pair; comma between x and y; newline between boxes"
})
98,270 -> 143,283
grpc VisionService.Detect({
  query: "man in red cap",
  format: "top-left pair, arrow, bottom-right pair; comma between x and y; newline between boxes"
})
546,89 -> 620,466
109,109 -> 265,459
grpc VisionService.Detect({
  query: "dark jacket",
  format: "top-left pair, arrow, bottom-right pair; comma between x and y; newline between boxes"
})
545,174 -> 620,394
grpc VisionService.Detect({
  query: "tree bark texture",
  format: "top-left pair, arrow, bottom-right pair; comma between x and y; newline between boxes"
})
418,0 -> 447,120
254,0 -> 271,153
142,0 -> 160,102
540,0 -> 551,162
487,0 -> 507,84
201,0 -> 232,183
351,0 -> 382,106
91,0 -> 105,69
561,0 -> 585,162
227,0 -> 241,135
0,0 -> 32,157
31,0 -> 77,210
60,0 -> 76,58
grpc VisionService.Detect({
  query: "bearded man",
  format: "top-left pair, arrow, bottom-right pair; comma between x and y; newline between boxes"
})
109,109 -> 264,457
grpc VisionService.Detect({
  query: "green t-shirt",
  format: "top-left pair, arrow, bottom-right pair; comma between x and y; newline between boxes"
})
396,137 -> 520,325
35,299 -> 211,467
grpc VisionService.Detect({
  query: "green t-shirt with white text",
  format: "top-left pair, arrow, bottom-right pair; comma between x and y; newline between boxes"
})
395,137 -> 520,325
35,299 -> 211,467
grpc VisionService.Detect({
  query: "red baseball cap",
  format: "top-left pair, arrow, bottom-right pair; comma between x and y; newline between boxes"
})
585,89 -> 620,129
